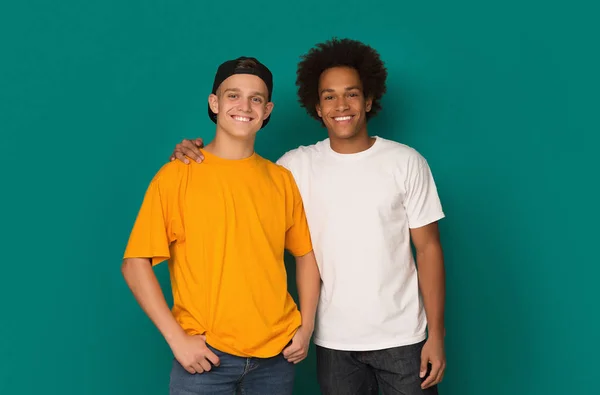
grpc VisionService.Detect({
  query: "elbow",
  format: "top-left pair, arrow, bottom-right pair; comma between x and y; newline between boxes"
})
121,259 -> 131,277
121,257 -> 144,278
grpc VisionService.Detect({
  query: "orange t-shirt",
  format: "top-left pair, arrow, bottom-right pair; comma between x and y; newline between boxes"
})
123,149 -> 313,358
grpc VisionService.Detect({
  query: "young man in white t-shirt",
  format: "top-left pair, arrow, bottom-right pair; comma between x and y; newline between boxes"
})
169,38 -> 447,394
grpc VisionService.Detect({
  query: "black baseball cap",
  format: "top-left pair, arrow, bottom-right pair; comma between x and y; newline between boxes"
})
208,56 -> 274,128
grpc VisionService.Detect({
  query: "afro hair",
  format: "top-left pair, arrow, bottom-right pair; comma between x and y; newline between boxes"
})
296,38 -> 388,122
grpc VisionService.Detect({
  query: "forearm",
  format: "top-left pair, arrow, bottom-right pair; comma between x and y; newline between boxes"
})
295,251 -> 321,330
416,245 -> 446,339
121,258 -> 185,343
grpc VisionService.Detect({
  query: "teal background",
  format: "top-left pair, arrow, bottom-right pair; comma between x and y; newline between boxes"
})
1,1 -> 598,394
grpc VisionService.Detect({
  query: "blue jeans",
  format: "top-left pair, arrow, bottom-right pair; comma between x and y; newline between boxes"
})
316,340 -> 439,395
169,344 -> 295,395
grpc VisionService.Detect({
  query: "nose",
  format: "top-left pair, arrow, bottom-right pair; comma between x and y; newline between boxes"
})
336,97 -> 349,111
239,98 -> 252,113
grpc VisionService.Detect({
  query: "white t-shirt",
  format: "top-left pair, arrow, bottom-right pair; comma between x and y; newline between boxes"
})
277,136 -> 445,351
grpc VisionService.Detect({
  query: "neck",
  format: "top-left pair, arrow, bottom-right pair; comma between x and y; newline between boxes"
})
328,129 -> 375,154
205,127 -> 256,160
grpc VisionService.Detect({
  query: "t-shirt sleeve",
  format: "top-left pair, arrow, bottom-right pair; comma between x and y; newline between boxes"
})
284,172 -> 313,257
404,154 -> 445,229
123,172 -> 179,266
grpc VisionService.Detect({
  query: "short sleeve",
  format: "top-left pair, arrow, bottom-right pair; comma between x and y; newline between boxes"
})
123,174 -> 178,266
404,154 -> 445,229
284,173 -> 313,257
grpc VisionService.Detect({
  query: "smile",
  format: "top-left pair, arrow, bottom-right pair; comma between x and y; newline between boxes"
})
333,116 -> 354,122
231,115 -> 253,122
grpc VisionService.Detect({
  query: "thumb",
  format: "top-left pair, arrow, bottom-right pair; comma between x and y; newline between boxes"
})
198,334 -> 207,341
282,340 -> 295,357
420,356 -> 429,378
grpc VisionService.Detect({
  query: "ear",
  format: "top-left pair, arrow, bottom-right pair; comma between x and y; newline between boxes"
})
365,96 -> 373,113
208,93 -> 219,114
315,103 -> 323,118
263,102 -> 274,120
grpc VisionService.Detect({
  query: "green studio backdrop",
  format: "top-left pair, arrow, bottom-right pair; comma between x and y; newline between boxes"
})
1,1 -> 598,394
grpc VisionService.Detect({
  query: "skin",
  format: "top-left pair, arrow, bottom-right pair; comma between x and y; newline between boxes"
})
168,66 -> 447,388
123,73 -> 320,374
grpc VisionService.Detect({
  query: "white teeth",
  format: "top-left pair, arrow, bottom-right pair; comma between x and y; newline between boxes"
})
334,116 -> 352,121
233,116 -> 251,122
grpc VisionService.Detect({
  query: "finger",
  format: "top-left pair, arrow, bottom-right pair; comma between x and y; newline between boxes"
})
192,362 -> 204,374
182,139 -> 196,149
173,143 -> 191,163
285,348 -> 305,359
199,358 -> 212,372
180,139 -> 204,162
206,350 -> 221,367
184,365 -> 196,374
282,344 -> 299,358
421,362 -> 441,389
282,342 -> 293,357
433,362 -> 446,385
182,146 -> 204,163
174,151 -> 190,164
288,353 -> 307,364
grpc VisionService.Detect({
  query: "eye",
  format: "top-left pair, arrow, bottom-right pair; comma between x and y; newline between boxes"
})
228,94 -> 238,99
252,97 -> 263,104
348,92 -> 359,97
324,95 -> 334,100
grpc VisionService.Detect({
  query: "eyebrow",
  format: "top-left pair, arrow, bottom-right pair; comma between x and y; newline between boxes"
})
223,88 -> 267,98
319,86 -> 362,95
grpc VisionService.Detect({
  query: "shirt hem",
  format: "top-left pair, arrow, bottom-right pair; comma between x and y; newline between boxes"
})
313,332 -> 427,351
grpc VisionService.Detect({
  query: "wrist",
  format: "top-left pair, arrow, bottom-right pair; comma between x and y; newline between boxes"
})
427,328 -> 445,341
163,325 -> 187,346
301,319 -> 315,333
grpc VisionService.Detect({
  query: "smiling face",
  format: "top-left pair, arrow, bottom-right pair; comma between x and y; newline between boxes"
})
316,66 -> 373,141
208,74 -> 274,139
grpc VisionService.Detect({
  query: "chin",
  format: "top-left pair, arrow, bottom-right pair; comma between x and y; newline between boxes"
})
229,131 -> 258,139
329,128 -> 362,140
228,128 -> 259,139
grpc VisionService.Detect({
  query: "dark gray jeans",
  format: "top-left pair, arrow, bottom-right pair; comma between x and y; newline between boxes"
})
316,340 -> 439,395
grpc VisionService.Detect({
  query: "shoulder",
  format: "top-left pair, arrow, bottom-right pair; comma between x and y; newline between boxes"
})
149,160 -> 190,187
255,156 -> 302,199
376,137 -> 423,159
375,137 -> 430,169
257,155 -> 296,182
275,139 -> 328,170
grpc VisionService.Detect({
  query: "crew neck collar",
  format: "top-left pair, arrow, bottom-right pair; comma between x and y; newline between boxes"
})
324,136 -> 381,160
200,148 -> 259,166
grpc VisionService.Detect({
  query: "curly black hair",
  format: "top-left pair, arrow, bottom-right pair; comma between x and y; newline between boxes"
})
296,38 -> 388,122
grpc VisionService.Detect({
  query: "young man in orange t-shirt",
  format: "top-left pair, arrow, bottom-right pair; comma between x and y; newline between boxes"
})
121,56 -> 321,395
